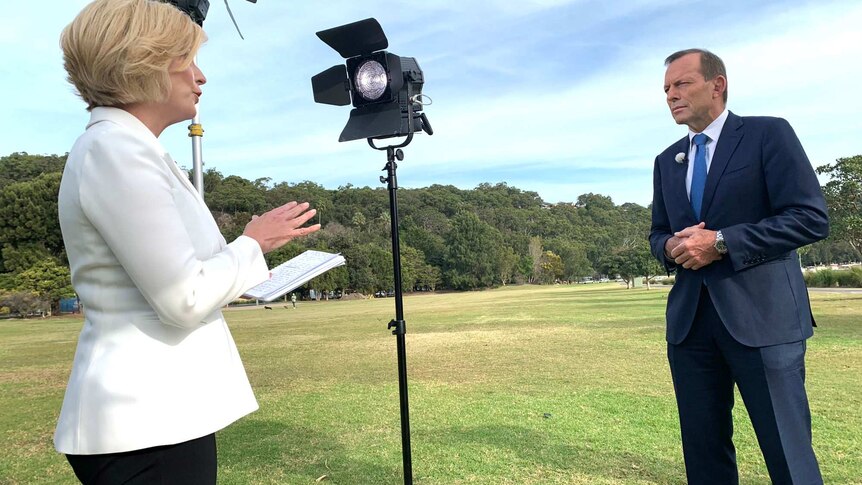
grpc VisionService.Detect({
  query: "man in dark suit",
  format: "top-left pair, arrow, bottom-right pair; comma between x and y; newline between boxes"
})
650,48 -> 828,484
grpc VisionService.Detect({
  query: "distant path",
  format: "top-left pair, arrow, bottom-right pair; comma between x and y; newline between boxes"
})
808,288 -> 862,294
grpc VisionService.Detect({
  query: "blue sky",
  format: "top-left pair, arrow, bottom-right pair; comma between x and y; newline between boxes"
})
2,0 -> 861,205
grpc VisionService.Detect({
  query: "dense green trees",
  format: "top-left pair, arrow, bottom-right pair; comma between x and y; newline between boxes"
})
443,211 -> 506,289
0,154 -> 72,314
0,172 -> 65,268
0,152 -> 66,191
2,151 -> 859,315
817,155 -> 862,254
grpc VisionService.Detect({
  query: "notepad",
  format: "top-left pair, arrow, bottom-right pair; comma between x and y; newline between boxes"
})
243,250 -> 346,302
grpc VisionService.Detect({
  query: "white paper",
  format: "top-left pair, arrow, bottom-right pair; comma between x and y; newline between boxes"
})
243,250 -> 346,302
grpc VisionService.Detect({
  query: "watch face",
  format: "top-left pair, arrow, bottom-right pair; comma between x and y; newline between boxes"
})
715,233 -> 727,253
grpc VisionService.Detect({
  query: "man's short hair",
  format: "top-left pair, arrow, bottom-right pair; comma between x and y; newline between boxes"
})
665,48 -> 728,103
61,0 -> 206,111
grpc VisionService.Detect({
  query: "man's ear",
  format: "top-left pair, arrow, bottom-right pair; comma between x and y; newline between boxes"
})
713,75 -> 727,99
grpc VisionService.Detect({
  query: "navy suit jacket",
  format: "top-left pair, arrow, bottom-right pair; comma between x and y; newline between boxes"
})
649,112 -> 829,347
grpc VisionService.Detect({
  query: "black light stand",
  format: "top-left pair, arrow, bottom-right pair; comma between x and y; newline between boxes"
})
312,18 -> 433,483
371,139 -> 413,484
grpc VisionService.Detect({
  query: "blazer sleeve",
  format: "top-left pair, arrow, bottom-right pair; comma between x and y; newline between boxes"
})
77,129 -> 269,328
722,118 -> 829,271
649,156 -> 676,273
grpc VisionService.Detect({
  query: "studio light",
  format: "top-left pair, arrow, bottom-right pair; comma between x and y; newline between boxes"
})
311,18 -> 435,485
311,18 -> 432,143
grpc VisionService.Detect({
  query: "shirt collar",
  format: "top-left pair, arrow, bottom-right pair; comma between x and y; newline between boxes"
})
86,107 -> 167,157
688,108 -> 729,144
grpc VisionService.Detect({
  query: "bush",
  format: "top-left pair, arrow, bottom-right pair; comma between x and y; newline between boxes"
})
661,277 -> 675,285
838,267 -> 862,287
805,269 -> 833,287
804,268 -> 862,288
0,291 -> 49,317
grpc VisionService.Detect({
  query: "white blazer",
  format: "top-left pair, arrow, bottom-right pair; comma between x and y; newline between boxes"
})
54,107 -> 270,455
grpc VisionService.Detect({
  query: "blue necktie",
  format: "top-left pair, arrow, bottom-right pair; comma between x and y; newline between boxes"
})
690,133 -> 709,220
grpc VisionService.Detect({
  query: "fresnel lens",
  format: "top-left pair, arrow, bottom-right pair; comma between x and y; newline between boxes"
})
355,60 -> 388,101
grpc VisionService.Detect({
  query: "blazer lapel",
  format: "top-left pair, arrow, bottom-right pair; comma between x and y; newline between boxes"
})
701,112 -> 743,219
163,153 -> 206,205
87,107 -> 206,207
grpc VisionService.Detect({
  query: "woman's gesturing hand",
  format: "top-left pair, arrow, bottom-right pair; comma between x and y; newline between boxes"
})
242,201 -> 322,254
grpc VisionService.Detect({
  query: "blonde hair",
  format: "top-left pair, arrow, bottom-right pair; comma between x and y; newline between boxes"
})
60,0 -> 206,111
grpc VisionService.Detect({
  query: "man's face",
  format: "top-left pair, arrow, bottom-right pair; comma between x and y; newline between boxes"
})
664,53 -> 724,132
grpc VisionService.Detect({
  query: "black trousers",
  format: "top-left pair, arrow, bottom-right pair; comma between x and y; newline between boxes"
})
668,287 -> 822,484
66,433 -> 216,485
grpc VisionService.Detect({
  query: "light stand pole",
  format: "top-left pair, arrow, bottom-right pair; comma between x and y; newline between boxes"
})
373,141 -> 413,484
190,57 -> 205,196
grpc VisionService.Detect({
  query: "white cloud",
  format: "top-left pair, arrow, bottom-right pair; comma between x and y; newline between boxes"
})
2,0 -> 860,206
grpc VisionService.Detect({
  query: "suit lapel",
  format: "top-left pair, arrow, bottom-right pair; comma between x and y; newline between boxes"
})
701,112 -> 743,219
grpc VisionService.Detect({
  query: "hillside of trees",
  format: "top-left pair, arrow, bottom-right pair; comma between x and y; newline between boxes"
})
1,152 -> 860,314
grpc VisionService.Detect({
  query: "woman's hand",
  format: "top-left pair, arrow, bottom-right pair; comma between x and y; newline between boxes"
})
243,201 -> 321,254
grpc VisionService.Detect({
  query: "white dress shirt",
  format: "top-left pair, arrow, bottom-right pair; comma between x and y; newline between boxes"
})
686,108 -> 729,198
54,107 -> 270,455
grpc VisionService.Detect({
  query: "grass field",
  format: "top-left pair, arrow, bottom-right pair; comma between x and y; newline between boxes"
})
1,284 -> 860,484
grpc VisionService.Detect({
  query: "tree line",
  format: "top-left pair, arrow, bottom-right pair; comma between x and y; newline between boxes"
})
0,152 -> 860,314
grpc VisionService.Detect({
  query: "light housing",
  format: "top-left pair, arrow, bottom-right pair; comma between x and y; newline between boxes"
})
167,0 -> 210,25
166,0 -> 258,27
311,18 -> 431,142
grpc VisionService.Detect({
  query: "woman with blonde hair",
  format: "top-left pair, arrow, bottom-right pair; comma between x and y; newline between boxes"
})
55,1 -> 319,482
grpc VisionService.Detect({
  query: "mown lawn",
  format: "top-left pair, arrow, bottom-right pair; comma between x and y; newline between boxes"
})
1,284 -> 860,484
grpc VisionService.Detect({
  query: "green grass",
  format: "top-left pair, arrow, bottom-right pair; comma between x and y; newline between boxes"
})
1,284 -> 860,484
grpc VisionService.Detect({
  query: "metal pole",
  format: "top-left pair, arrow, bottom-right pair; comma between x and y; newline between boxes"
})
190,55 -> 204,197
384,146 -> 413,484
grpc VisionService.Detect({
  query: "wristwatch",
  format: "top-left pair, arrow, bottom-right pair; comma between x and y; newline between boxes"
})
714,230 -> 728,255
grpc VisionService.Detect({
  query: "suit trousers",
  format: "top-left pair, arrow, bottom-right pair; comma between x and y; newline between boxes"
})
66,433 -> 216,485
667,286 -> 822,485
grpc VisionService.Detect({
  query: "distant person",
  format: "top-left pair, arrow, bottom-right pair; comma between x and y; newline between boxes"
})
55,1 -> 320,483
650,48 -> 828,483
291,292 -> 297,308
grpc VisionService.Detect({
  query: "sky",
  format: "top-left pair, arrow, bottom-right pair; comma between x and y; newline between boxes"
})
1,0 -> 861,206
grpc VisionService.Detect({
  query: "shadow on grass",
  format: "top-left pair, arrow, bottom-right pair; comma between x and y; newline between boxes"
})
419,424 -> 685,484
218,418 -> 403,484
216,418 -> 687,484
